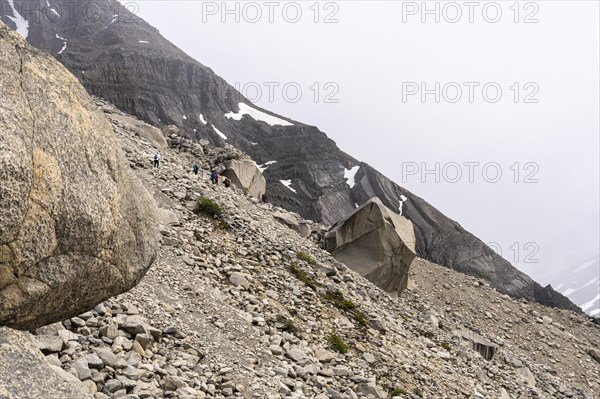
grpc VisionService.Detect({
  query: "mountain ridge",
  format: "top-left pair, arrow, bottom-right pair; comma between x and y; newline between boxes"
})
0,0 -> 582,313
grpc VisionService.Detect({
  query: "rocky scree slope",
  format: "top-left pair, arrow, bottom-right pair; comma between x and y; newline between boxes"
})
3,99 -> 598,399
0,21 -> 158,331
0,0 -> 580,312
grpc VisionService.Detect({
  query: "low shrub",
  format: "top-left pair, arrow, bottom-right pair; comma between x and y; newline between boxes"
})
324,290 -> 356,311
290,263 -> 320,291
296,251 -> 317,266
329,333 -> 349,354
196,196 -> 223,218
354,311 -> 367,327
390,387 -> 407,397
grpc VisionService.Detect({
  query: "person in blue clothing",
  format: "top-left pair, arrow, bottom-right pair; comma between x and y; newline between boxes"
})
193,163 -> 199,175
210,170 -> 217,184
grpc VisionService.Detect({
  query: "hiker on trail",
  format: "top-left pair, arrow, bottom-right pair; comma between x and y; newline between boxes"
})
215,171 -> 220,185
210,170 -> 217,184
193,163 -> 199,175
153,152 -> 161,168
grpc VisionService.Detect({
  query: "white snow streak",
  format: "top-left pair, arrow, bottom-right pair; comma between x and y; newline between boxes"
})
581,294 -> 600,312
560,277 -> 599,297
7,0 -> 29,38
104,14 -> 118,29
574,259 -> 597,273
399,195 -> 408,215
138,40 -> 149,44
56,33 -> 67,55
199,114 -> 207,125
225,103 -> 292,126
45,0 -> 60,17
211,125 -> 227,140
257,161 -> 277,172
280,180 -> 297,193
344,166 -> 360,188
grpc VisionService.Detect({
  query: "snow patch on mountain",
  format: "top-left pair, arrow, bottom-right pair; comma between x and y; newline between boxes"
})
582,294 -> 600,313
257,161 -> 277,173
225,103 -> 293,126
6,0 -> 29,38
280,180 -> 297,193
45,0 -> 60,17
211,125 -> 227,140
138,40 -> 149,44
399,195 -> 408,215
545,255 -> 600,316
104,14 -> 118,29
199,114 -> 207,125
344,166 -> 360,188
56,33 -> 67,55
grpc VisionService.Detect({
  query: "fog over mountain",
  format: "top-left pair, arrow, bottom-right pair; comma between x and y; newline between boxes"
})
127,1 -> 599,313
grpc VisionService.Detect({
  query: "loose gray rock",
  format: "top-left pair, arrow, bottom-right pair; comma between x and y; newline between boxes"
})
221,159 -> 266,200
324,197 -> 416,296
0,327 -> 92,398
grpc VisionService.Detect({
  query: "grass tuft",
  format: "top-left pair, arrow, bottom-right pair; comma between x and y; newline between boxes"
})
290,263 -> 320,291
329,333 -> 349,354
296,251 -> 317,266
390,387 -> 407,397
196,197 -> 223,218
324,290 -> 356,311
354,311 -> 367,327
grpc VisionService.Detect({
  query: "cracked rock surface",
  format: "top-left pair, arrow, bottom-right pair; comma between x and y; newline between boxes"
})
0,22 -> 158,330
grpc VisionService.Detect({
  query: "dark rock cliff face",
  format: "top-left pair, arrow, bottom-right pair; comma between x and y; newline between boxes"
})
1,0 -> 581,313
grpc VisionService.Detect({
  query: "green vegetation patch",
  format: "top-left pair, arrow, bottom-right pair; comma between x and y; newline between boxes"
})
329,333 -> 349,354
390,387 -> 407,397
196,196 -> 223,218
324,289 -> 356,311
296,250 -> 317,266
290,263 -> 320,291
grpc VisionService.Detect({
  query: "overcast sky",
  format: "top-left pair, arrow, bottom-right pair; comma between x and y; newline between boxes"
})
128,0 -> 599,283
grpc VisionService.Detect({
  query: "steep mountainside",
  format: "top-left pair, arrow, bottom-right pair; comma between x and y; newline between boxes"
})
4,98 -> 595,399
543,255 -> 600,317
0,0 -> 581,312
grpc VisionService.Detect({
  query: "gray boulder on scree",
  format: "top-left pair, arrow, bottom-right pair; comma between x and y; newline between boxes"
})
0,22 -> 158,330
325,198 -> 417,296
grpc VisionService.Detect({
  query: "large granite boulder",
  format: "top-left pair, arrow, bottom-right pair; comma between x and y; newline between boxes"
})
324,198 -> 416,296
0,327 -> 93,398
0,22 -> 158,330
222,159 -> 266,200
106,112 -> 168,150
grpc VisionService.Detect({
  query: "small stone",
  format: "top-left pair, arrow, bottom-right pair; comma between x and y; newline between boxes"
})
132,340 -> 146,356
73,358 -> 92,381
85,353 -> 104,369
95,348 -> 119,368
135,333 -> 153,350
286,348 -> 308,362
229,272 -> 250,290
99,324 -> 118,340
34,335 -> 64,353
